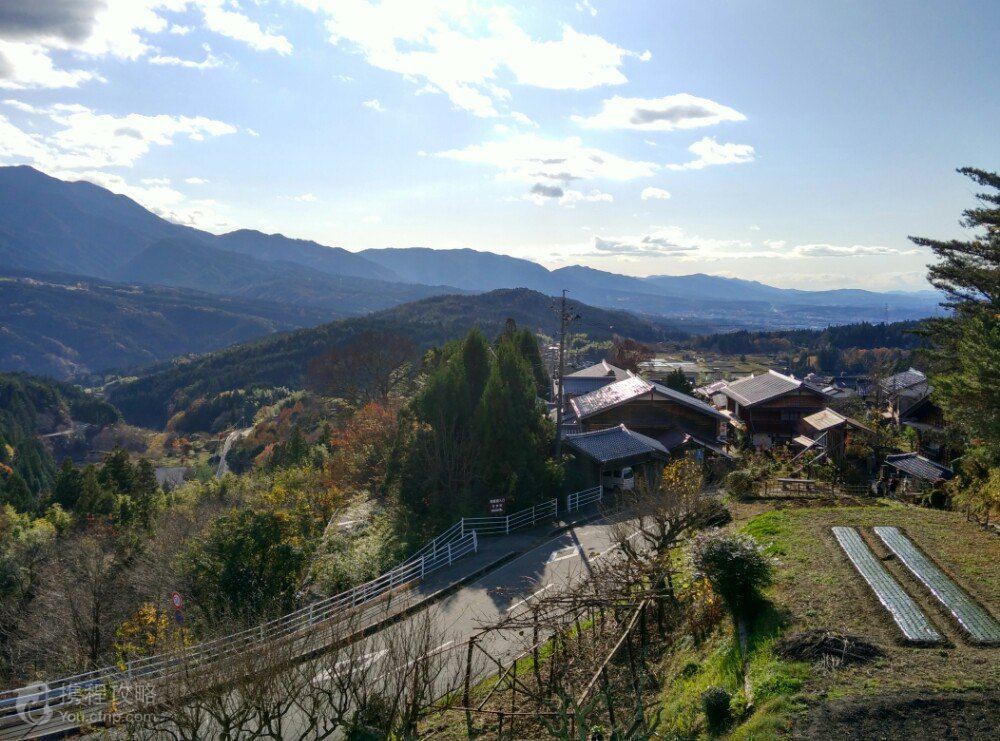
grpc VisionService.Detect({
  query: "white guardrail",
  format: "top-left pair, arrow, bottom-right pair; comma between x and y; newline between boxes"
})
566,484 -> 603,512
0,494 -> 571,725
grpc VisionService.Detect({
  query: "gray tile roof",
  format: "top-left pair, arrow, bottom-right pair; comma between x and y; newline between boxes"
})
880,368 -> 928,395
564,424 -> 668,464
570,376 -> 654,419
721,370 -> 823,406
650,382 -> 727,420
885,453 -> 953,482
570,376 -> 726,421
561,375 -> 618,397
566,360 -> 630,380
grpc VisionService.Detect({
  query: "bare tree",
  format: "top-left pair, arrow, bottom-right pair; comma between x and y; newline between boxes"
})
308,329 -> 417,404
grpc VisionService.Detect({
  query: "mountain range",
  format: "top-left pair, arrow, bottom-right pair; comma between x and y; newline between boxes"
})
0,165 -> 943,379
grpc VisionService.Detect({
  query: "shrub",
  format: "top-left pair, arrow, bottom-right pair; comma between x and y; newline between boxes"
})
690,530 -> 775,622
701,685 -> 732,731
724,469 -> 758,500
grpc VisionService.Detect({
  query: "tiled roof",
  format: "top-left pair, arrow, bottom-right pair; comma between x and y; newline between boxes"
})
561,375 -> 618,397
571,376 -> 653,419
885,453 -> 953,482
880,368 -> 927,395
802,407 -> 874,433
569,376 -> 727,421
566,360 -> 630,380
565,424 -> 668,464
650,382 -> 727,420
721,370 -> 821,406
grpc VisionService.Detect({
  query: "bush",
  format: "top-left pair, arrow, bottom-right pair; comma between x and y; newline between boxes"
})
724,469 -> 758,499
690,530 -> 775,622
701,685 -> 732,731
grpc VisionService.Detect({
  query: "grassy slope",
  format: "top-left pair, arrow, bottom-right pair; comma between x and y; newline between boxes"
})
660,502 -> 1000,738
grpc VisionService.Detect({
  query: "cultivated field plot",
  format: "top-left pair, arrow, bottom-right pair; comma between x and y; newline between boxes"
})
874,526 -> 1000,645
831,526 -> 942,644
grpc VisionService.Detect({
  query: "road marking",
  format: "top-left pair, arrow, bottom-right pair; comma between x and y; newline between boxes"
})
507,583 -> 554,612
547,545 -> 584,563
313,649 -> 387,682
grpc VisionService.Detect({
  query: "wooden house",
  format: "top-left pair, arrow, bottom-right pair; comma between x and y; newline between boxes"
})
720,370 -> 828,449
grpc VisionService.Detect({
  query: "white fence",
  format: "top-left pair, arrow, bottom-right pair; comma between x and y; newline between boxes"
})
0,491 -> 588,728
567,485 -> 603,512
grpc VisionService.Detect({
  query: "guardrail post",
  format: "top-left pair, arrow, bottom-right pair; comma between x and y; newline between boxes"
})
473,530 -> 478,552
308,603 -> 314,625
420,555 -> 426,580
460,518 -> 465,538
505,514 -> 510,534
447,542 -> 453,565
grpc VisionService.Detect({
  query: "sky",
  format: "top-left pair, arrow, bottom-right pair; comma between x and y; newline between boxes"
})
0,1 -> 997,291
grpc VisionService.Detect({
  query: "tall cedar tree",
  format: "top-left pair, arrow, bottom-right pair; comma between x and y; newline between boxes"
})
477,336 -> 549,507
911,168 -> 1000,460
400,328 -> 554,528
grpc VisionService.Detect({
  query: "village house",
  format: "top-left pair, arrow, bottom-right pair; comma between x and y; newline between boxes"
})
794,407 -> 876,470
568,375 -> 728,457
563,424 -> 670,491
881,452 -> 954,503
720,370 -> 828,449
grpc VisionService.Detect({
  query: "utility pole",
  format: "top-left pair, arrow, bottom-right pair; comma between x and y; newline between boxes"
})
554,290 -> 579,463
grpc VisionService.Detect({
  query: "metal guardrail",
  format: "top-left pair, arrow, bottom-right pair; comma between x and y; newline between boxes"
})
567,485 -> 602,513
0,492 -> 580,725
0,529 -> 478,726
874,526 -> 1000,644
831,527 -> 942,644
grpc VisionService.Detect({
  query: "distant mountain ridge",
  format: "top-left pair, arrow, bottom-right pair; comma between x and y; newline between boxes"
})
0,166 -> 941,330
0,270 -> 337,378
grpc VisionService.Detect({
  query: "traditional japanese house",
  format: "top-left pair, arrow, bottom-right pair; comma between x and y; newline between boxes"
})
720,370 -> 828,449
569,375 -> 728,456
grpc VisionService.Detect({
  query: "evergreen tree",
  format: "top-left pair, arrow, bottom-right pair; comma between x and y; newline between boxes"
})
663,368 -> 694,395
911,168 -> 1000,460
477,337 -> 550,508
51,458 -> 83,510
99,448 -> 136,495
1,472 -> 34,512
512,327 -> 549,397
77,464 -> 115,516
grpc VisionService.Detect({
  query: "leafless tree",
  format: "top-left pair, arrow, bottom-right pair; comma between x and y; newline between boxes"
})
308,329 -> 417,404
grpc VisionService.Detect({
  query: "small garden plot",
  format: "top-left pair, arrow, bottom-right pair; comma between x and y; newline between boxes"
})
831,527 -> 942,644
874,526 -> 1000,645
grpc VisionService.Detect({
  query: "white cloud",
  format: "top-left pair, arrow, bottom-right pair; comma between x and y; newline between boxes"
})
0,41 -> 99,89
523,184 -> 613,207
792,243 -> 918,258
509,110 -> 537,127
362,98 -> 384,112
291,192 -> 318,202
2,98 -> 46,114
184,176 -> 209,184
196,0 -> 291,55
575,1 -> 598,17
245,127 -> 259,137
573,93 -> 746,131
141,176 -> 171,185
436,133 -> 658,187
666,136 -> 755,171
640,186 -> 670,200
0,1 -> 289,90
291,1 -> 642,117
589,225 -> 752,259
149,44 -> 224,69
0,102 -> 236,171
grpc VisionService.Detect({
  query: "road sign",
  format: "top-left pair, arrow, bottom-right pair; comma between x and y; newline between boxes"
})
171,591 -> 183,610
489,497 -> 505,514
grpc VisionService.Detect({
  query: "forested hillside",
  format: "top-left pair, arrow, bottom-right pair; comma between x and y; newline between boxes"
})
109,289 -> 678,428
0,271 -> 336,378
0,373 -> 119,502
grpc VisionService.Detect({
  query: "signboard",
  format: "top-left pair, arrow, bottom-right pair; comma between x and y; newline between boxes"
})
489,497 -> 506,515
171,591 -> 183,610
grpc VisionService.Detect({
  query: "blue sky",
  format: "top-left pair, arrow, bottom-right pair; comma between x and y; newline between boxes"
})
0,1 -> 997,290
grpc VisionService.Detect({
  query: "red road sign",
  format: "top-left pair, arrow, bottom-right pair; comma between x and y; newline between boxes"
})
171,591 -> 183,609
